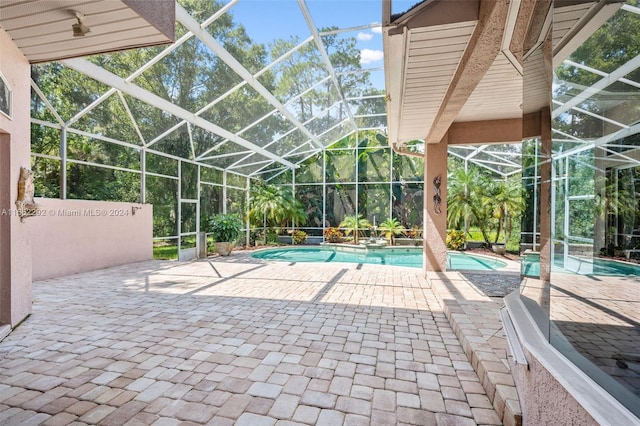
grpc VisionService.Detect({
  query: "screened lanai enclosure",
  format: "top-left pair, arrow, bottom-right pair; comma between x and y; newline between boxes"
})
5,0 -> 640,421
28,0 -> 525,259
27,0 -> 640,267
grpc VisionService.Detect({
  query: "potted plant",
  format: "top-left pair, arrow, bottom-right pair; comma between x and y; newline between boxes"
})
206,213 -> 242,256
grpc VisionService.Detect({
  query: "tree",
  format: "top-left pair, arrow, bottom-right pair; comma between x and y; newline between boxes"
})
270,37 -> 324,123
554,0 -> 640,141
447,164 -> 524,247
447,166 -> 494,244
491,177 -> 523,244
29,0 -> 397,244
378,218 -> 404,245
339,214 -> 371,244
31,0 -> 276,239
249,183 -> 307,230
296,185 -> 324,227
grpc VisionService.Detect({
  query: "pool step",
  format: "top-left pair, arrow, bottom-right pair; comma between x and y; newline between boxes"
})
427,271 -> 523,426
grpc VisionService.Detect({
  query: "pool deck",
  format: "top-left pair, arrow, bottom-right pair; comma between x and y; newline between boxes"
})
0,252 -> 522,425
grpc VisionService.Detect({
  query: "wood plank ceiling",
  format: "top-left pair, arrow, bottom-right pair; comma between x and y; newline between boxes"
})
0,0 -> 174,63
383,0 -> 623,147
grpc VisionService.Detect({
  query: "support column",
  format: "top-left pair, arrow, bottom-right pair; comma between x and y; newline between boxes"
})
222,171 -> 227,214
140,148 -> 146,204
593,149 -> 606,253
424,133 -> 448,273
539,106 -> 552,282
245,176 -> 250,247
0,31 -> 32,328
60,126 -> 67,199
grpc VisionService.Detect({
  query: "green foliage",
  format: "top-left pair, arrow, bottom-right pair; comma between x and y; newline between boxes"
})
266,229 -> 278,244
447,165 -> 523,246
446,230 -> 465,251
466,228 -> 520,253
378,218 -> 404,245
491,177 -> 524,244
447,166 -> 493,243
292,230 -> 307,245
206,213 -> 242,242
339,214 -> 371,244
249,182 -> 307,229
296,185 -> 323,228
556,0 -> 640,82
270,27 -> 372,131
553,1 -> 640,140
28,0 -> 455,250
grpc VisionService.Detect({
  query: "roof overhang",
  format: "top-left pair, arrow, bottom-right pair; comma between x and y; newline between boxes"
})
0,0 -> 175,63
383,0 -> 624,148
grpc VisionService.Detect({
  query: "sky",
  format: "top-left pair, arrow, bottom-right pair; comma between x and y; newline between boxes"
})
218,0 -> 418,90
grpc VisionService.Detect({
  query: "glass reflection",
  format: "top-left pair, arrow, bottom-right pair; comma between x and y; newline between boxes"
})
544,0 -> 640,416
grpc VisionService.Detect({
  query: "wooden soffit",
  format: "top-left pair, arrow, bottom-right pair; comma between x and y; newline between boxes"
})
0,0 -> 175,63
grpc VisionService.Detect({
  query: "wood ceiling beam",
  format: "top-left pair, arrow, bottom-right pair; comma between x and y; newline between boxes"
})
425,0 -> 510,145
445,112 -> 544,145
447,118 -> 521,145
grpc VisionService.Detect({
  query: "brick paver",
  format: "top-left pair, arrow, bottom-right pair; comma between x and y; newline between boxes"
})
0,253 -> 503,424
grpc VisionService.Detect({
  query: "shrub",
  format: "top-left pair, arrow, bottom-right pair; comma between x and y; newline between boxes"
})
446,230 -> 465,250
292,230 -> 307,245
407,225 -> 422,239
206,213 -> 242,242
266,229 -> 278,244
323,227 -> 344,243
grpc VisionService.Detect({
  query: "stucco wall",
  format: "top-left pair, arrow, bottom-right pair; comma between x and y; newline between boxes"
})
31,198 -> 153,281
0,29 -> 33,326
504,293 -> 637,425
510,349 -> 598,426
424,136 -> 448,272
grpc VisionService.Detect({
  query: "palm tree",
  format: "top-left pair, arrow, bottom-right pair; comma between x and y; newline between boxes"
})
339,214 -> 371,244
447,167 -> 494,244
282,198 -> 307,228
249,183 -> 308,230
249,183 -> 281,229
378,218 -> 404,245
491,177 -> 523,245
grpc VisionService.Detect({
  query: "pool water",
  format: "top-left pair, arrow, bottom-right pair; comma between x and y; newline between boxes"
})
522,255 -> 640,277
251,247 -> 508,271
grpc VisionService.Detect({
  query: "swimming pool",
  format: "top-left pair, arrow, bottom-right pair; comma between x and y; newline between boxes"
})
251,246 -> 508,271
521,254 -> 640,277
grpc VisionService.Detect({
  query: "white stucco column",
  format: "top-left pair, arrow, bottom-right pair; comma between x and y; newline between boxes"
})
424,134 -> 448,273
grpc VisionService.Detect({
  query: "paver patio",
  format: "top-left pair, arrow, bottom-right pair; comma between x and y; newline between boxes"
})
0,253 -> 502,425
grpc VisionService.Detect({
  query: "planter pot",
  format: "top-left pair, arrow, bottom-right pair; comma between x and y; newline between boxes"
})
466,241 -> 485,249
492,243 -> 506,254
214,241 -> 234,256
277,235 -> 293,245
306,236 -> 323,245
